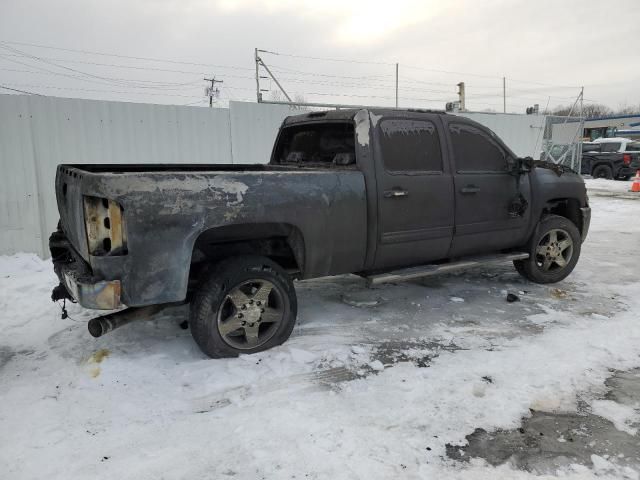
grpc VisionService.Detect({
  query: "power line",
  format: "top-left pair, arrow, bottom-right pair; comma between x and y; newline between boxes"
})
0,84 -> 41,95
258,49 -> 395,66
0,39 -> 255,71
0,82 -> 204,98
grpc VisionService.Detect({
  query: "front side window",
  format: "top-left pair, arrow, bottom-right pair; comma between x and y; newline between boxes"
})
449,123 -> 507,172
379,119 -> 442,172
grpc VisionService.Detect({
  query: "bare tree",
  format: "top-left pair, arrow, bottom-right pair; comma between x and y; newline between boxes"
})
546,103 -> 612,118
616,103 -> 639,115
582,103 -> 613,118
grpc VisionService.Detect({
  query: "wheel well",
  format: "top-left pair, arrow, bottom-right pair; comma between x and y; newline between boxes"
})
189,223 -> 305,284
592,163 -> 612,173
542,198 -> 582,234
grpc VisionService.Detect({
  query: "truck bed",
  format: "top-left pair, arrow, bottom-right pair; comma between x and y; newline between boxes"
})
54,163 -> 368,306
61,163 -> 301,173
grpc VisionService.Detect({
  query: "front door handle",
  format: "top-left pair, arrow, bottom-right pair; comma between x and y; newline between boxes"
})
384,188 -> 409,198
461,185 -> 480,194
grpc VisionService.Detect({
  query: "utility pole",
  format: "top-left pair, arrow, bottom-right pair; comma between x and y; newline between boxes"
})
502,77 -> 506,113
204,76 -> 223,107
254,49 -> 292,103
254,48 -> 260,102
395,63 -> 399,108
457,82 -> 466,111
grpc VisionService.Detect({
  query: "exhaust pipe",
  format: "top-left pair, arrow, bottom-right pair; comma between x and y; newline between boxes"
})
88,304 -> 170,338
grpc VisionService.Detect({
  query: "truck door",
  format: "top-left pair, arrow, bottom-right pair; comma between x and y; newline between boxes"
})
445,120 -> 531,257
373,115 -> 455,269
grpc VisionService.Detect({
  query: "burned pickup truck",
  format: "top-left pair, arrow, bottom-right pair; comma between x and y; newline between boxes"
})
50,109 -> 590,358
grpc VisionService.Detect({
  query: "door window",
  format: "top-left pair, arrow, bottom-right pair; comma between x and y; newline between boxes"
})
449,123 -> 507,173
380,119 -> 442,172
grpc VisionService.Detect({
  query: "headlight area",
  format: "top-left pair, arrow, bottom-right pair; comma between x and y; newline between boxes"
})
83,196 -> 128,256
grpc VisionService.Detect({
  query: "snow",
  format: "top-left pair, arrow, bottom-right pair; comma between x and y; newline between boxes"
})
1,191 -> 640,479
585,177 -> 637,194
591,400 -> 639,435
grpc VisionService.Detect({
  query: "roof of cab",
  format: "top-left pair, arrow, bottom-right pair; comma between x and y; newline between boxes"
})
282,108 -> 448,126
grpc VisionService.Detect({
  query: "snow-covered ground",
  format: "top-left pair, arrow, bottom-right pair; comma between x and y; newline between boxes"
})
585,177 -> 638,196
1,181 -> 639,480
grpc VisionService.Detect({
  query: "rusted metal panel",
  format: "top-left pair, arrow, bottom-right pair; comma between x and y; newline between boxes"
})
83,196 -> 127,255
63,270 -> 122,310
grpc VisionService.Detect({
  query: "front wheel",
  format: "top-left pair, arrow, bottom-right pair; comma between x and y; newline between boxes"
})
514,215 -> 581,284
190,255 -> 297,358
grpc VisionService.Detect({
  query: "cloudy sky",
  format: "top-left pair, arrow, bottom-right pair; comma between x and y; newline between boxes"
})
1,0 -> 638,113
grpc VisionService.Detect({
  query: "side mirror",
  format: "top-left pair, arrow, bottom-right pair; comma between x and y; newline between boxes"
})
509,157 -> 533,174
519,157 -> 534,173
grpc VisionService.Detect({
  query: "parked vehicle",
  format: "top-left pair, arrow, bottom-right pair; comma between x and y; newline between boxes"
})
50,109 -> 591,358
581,138 -> 640,180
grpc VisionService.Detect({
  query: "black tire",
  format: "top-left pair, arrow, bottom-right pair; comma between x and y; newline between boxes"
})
592,164 -> 613,179
514,215 -> 581,284
190,255 -> 297,358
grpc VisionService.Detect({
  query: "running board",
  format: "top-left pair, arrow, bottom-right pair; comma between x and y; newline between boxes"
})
365,252 -> 529,286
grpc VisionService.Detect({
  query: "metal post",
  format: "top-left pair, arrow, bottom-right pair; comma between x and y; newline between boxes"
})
503,77 -> 506,113
457,82 -> 465,111
254,48 -> 261,103
395,63 -> 399,108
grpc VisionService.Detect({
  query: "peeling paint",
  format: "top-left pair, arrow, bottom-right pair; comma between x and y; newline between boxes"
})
354,110 -> 370,147
369,112 -> 383,128
208,177 -> 249,205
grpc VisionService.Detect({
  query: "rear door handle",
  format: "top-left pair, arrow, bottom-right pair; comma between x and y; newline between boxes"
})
460,185 -> 480,194
384,189 -> 409,198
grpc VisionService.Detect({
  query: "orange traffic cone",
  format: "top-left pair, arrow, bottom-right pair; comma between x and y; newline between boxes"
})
631,170 -> 640,193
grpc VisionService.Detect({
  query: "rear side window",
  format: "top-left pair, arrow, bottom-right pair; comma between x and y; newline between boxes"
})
275,123 -> 356,167
625,142 -> 640,152
582,143 -> 600,153
379,119 -> 442,172
600,142 -> 621,153
449,123 -> 507,172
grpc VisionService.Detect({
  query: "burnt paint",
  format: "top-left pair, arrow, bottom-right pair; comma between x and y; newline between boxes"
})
56,167 -> 367,306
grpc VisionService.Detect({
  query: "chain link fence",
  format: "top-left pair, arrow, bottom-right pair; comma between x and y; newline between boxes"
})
539,115 -> 585,172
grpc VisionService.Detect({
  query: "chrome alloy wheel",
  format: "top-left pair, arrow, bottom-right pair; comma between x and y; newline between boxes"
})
534,228 -> 574,272
216,279 -> 284,350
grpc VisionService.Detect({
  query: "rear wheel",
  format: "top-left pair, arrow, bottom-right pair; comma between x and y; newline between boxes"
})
190,255 -> 297,358
514,215 -> 581,284
592,164 -> 613,179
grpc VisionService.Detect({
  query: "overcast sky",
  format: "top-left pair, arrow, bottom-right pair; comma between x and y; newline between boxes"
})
1,0 -> 638,113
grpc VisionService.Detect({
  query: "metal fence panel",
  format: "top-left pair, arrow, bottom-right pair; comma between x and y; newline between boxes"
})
229,101 -> 301,164
458,112 -> 547,159
0,95 -> 43,255
0,94 -> 233,256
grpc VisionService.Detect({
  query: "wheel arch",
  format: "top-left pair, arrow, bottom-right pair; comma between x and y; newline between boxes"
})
189,222 -> 306,278
541,198 -> 584,236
